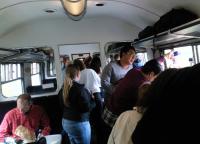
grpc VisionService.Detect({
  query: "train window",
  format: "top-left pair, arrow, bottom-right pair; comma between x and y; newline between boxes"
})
0,47 -> 57,98
1,64 -> 21,82
135,52 -> 148,66
2,80 -> 23,97
1,64 -> 23,97
164,46 -> 194,68
174,46 -> 194,67
49,61 -> 56,76
197,45 -> 200,63
31,63 -> 41,86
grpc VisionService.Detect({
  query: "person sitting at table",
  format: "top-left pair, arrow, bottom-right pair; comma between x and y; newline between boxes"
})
0,93 -> 51,142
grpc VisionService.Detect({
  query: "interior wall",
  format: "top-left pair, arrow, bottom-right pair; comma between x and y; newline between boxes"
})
0,17 -> 139,57
0,16 -> 141,91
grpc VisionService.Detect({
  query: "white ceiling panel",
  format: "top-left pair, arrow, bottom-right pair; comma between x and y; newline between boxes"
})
0,0 -> 200,37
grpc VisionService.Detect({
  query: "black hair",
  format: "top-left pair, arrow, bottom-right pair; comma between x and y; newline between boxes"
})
90,56 -> 101,74
84,56 -> 92,68
73,59 -> 85,71
119,45 -> 135,58
141,59 -> 162,75
114,53 -> 120,61
132,64 -> 200,144
17,93 -> 32,104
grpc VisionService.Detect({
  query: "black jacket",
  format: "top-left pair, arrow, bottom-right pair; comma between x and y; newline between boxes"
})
59,81 -> 95,122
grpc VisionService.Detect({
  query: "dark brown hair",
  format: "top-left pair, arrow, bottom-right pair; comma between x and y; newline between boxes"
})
17,93 -> 32,104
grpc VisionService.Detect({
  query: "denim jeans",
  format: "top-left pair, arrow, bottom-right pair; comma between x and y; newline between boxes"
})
62,118 -> 91,144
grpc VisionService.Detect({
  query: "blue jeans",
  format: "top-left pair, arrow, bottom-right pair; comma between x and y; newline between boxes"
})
62,118 -> 91,144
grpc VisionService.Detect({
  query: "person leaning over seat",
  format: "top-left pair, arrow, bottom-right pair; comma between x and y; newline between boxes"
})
103,59 -> 162,128
101,59 -> 162,144
107,82 -> 151,144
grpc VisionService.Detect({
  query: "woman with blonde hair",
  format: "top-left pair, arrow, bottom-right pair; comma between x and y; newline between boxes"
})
60,64 -> 94,144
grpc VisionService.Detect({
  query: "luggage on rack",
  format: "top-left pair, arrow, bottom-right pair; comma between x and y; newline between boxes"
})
138,26 -> 154,39
154,8 -> 198,34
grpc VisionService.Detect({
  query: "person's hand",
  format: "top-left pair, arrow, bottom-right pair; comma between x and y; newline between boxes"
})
37,129 -> 44,140
37,133 -> 44,140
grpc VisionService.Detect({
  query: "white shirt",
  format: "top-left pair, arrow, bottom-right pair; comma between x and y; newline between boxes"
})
107,107 -> 143,144
79,68 -> 101,93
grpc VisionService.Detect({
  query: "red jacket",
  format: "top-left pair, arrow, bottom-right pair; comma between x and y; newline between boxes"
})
107,68 -> 147,115
0,105 -> 51,142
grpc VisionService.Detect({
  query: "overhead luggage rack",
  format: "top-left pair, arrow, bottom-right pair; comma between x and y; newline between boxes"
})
133,18 -> 200,49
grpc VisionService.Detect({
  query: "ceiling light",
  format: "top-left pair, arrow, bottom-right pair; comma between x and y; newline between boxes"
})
61,0 -> 87,21
44,9 -> 57,13
96,3 -> 104,7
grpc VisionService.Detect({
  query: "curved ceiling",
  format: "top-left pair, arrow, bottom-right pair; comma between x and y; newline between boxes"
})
0,0 -> 200,37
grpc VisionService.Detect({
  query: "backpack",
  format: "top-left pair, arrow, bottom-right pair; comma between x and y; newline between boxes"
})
154,8 -> 198,34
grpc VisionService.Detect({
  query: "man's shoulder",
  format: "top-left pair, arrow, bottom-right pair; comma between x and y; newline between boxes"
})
7,107 -> 18,113
31,104 -> 44,111
4,108 -> 18,118
126,68 -> 141,76
84,68 -> 96,75
118,109 -> 142,122
105,61 -> 118,68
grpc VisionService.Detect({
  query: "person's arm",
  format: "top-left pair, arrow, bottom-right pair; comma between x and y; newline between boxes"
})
0,113 -> 12,142
90,70 -> 101,94
101,64 -> 114,95
78,88 -> 95,113
93,92 -> 103,114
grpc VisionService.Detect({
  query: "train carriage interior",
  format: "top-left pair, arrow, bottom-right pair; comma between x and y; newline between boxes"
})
1,0 -> 200,143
